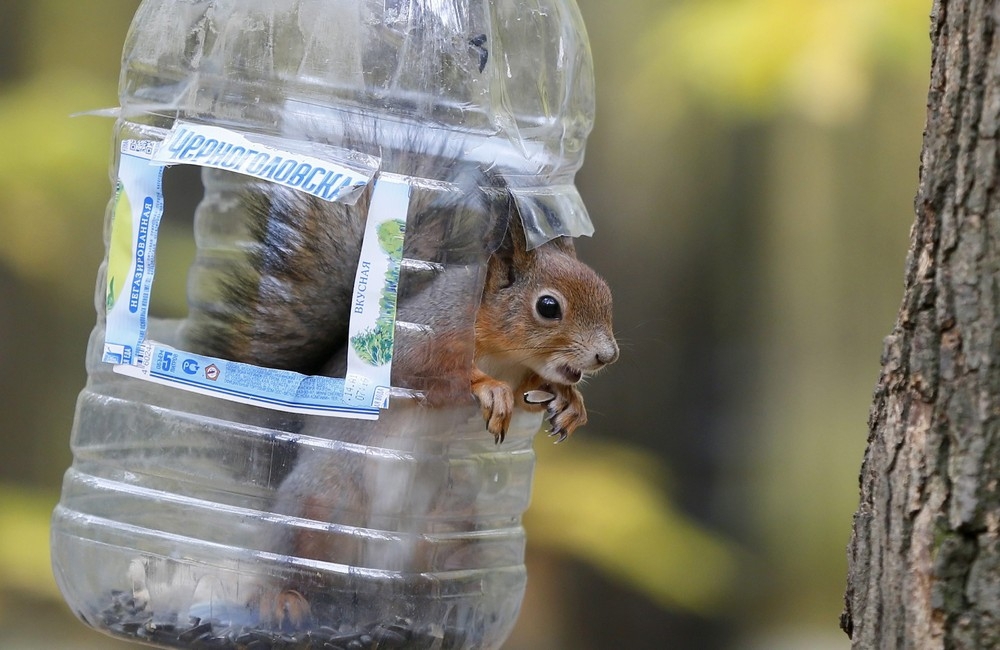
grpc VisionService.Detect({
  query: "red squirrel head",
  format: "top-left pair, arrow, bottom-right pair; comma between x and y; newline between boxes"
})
475,222 -> 618,386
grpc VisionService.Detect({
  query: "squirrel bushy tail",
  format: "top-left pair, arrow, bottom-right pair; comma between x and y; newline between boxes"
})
181,181 -> 367,374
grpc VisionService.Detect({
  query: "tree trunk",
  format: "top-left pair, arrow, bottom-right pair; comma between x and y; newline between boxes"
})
842,1 -> 1000,647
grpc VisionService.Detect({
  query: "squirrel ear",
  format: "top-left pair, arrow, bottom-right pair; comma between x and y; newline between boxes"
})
491,211 -> 534,278
481,175 -> 534,282
483,200 -> 535,291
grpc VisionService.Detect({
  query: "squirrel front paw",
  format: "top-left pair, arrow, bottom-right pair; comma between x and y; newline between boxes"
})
525,383 -> 588,443
471,371 -> 515,443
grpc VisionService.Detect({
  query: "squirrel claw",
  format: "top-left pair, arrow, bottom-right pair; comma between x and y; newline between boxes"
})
541,384 -> 588,443
472,371 -> 514,444
547,427 -> 568,443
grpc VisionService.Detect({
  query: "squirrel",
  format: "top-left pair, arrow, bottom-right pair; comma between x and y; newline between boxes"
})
182,149 -> 618,443
469,206 -> 618,442
178,140 -> 618,629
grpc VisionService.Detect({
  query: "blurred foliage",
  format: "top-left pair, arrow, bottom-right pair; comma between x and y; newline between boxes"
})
631,0 -> 929,124
0,486 -> 60,604
0,74 -> 113,296
527,439 -> 739,613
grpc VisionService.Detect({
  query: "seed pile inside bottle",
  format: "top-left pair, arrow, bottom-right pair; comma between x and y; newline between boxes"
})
96,589 -> 476,649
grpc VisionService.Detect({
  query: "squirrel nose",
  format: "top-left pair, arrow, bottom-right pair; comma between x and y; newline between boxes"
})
596,342 -> 619,366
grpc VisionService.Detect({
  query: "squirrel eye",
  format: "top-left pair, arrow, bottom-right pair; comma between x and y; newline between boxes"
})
535,295 -> 562,320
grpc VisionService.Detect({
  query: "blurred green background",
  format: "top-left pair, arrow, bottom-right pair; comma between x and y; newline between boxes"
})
0,0 -> 929,648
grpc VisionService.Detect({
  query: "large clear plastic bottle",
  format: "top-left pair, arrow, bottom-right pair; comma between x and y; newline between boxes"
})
51,1 -> 595,648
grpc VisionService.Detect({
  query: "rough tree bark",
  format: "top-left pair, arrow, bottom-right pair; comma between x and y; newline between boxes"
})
842,1 -> 1000,648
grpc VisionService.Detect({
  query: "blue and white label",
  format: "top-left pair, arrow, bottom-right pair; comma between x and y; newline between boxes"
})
104,132 -> 404,419
103,141 -> 165,365
115,343 -> 375,418
152,121 -> 378,203
344,175 -> 410,408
